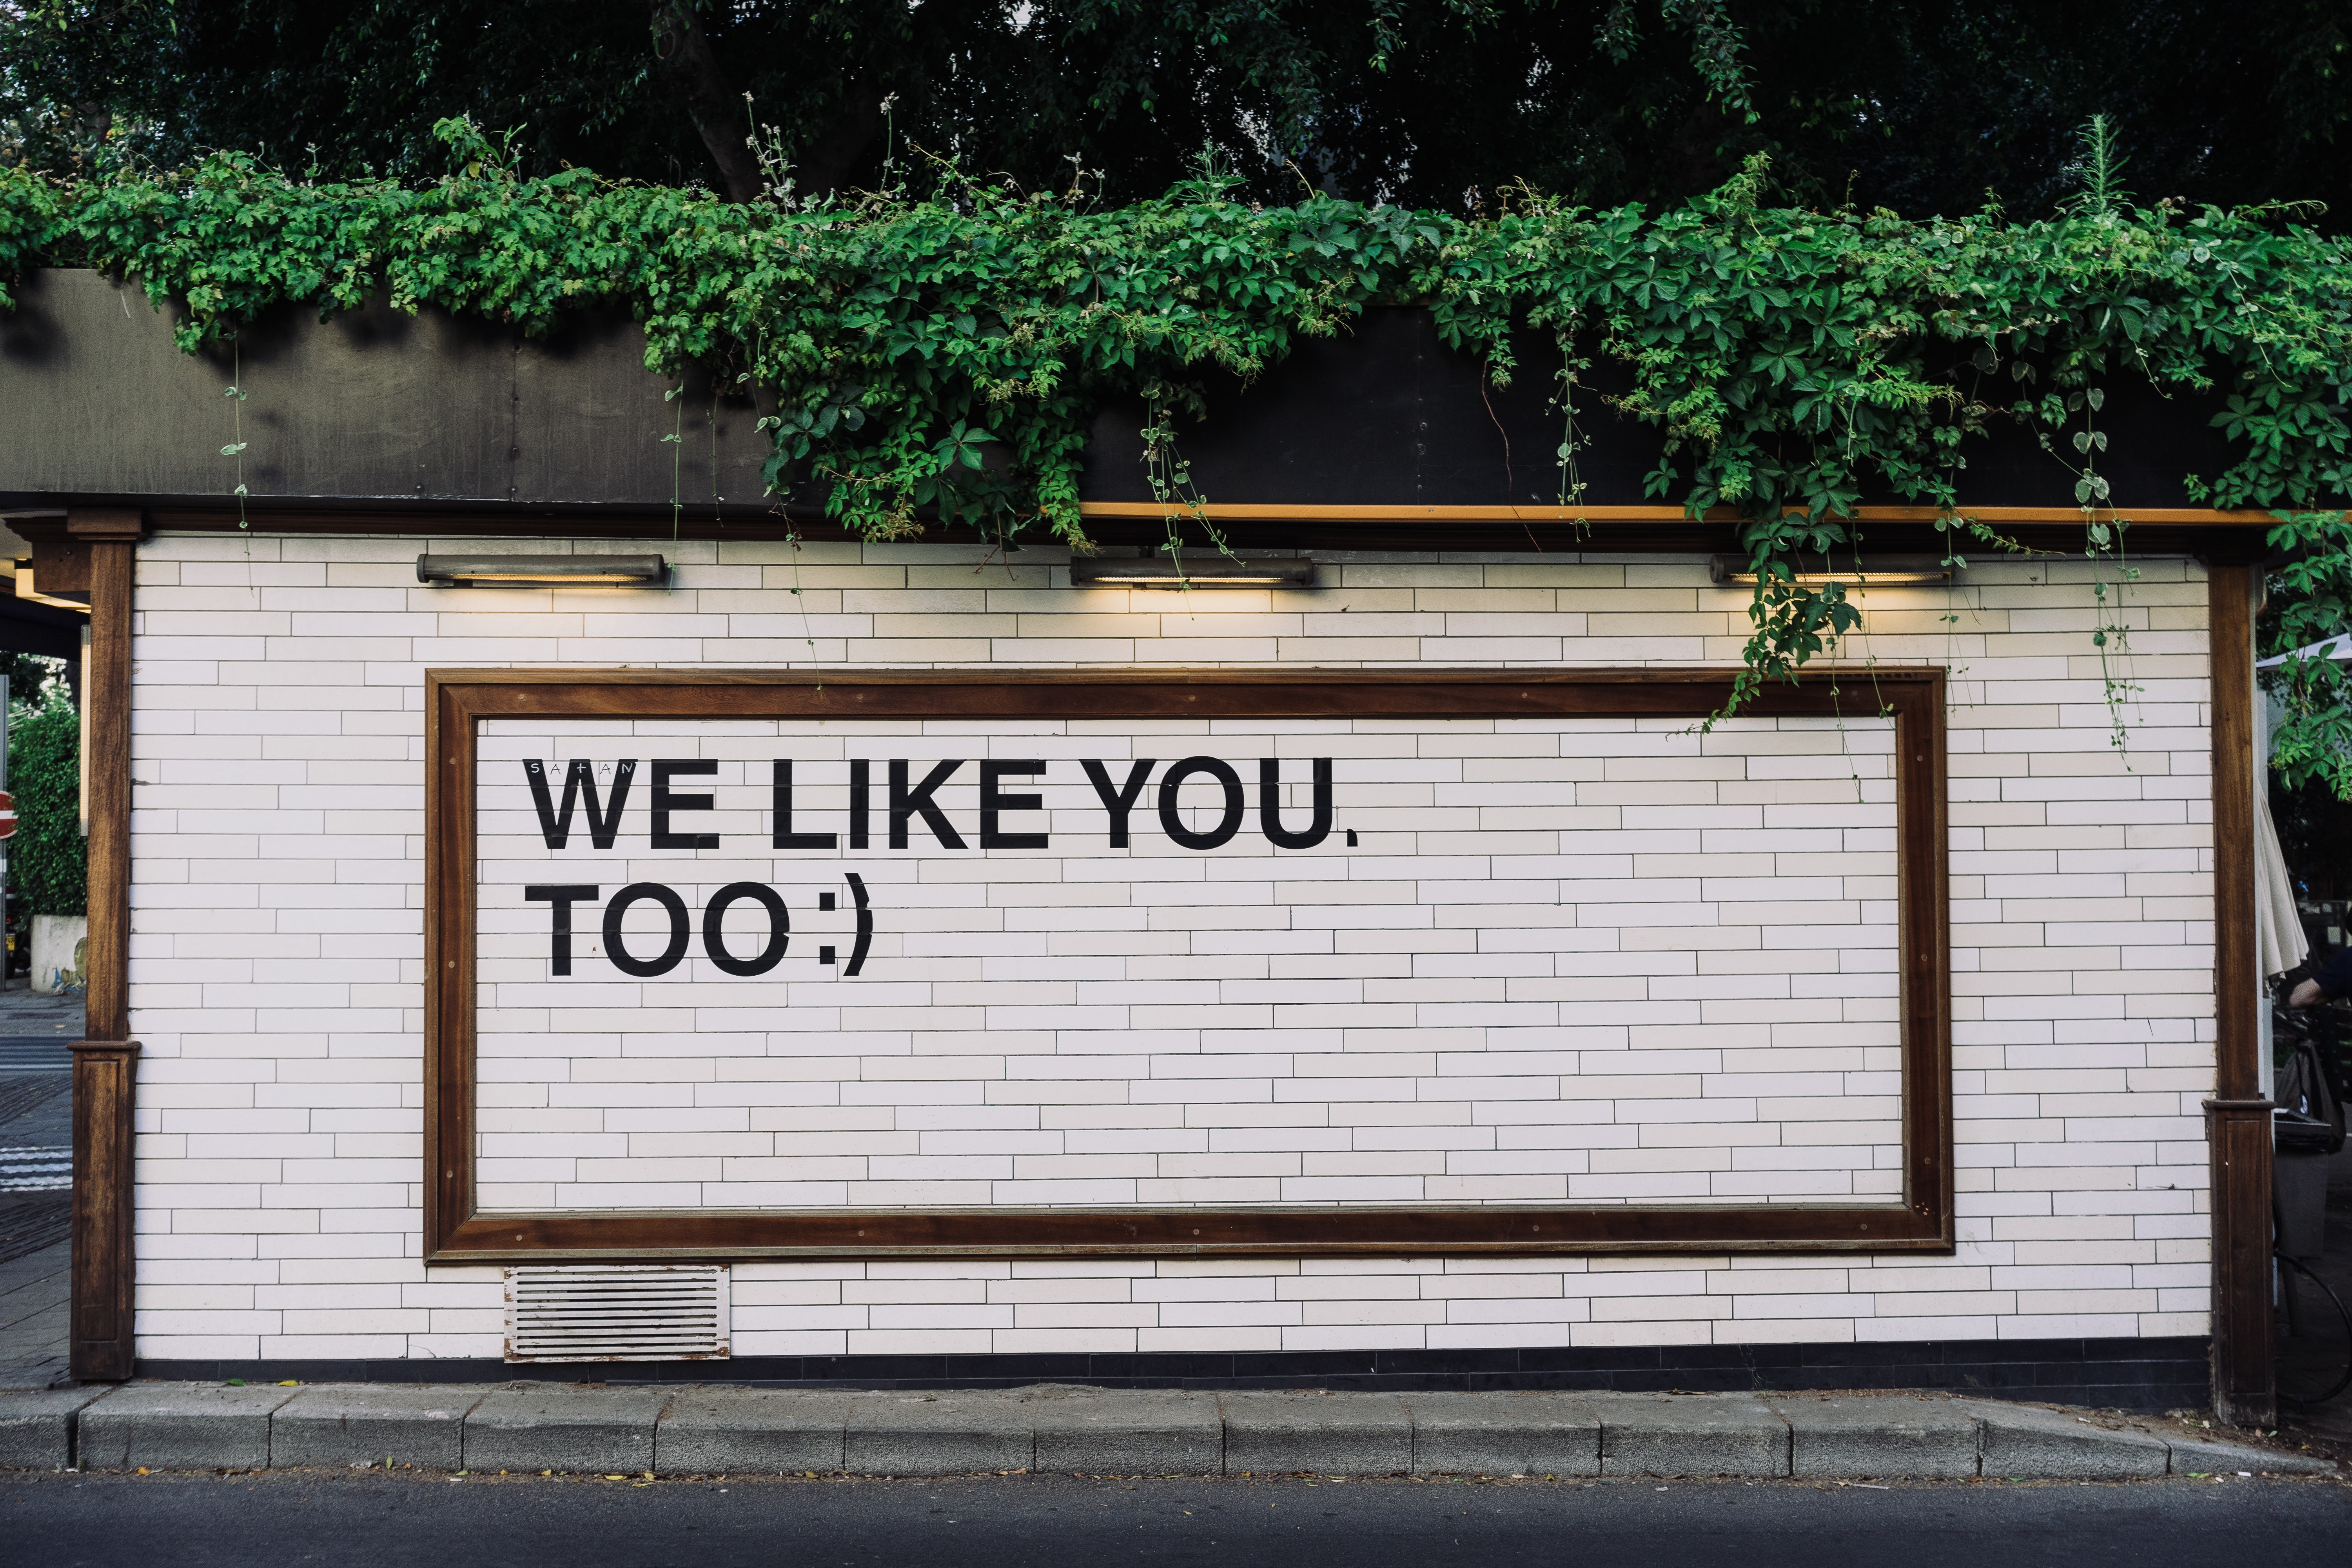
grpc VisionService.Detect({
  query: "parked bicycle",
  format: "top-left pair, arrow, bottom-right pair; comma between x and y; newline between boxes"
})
2269,991 -> 2351,1410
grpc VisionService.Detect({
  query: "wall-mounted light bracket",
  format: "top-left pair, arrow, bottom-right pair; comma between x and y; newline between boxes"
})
1709,553 -> 1958,588
1069,553 -> 1313,588
417,554 -> 668,588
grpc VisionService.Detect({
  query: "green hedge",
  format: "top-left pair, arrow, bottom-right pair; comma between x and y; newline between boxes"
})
7,698 -> 85,916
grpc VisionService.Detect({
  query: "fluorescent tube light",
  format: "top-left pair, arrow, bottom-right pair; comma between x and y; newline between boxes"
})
1708,554 -> 1956,587
417,554 -> 667,588
1069,555 -> 1313,588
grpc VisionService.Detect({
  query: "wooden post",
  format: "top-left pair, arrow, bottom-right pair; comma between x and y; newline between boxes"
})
68,508 -> 141,1381
2203,559 -> 2274,1427
69,1041 -> 139,1380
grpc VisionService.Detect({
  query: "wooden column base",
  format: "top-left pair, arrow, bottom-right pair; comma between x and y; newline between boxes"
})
2205,1096 -> 2276,1427
70,1040 -> 140,1382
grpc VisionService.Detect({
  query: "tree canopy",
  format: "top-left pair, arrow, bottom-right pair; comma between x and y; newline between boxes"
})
9,2 -> 2352,795
5,2 -> 2349,224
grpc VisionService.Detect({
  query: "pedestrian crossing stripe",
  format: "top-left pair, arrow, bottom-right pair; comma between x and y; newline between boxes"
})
0,1147 -> 70,1190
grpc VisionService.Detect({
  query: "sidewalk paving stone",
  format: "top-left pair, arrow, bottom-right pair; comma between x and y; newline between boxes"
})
2163,1433 -> 2335,1476
271,1385 -> 482,1470
845,1391 -> 1034,1475
1402,1391 -> 1601,1477
461,1384 -> 673,1474
78,1382 -> 300,1472
655,1388 -> 854,1474
1220,1390 -> 1412,1476
1589,1392 -> 1790,1477
1960,1401 -> 2170,1479
0,1385 -> 105,1469
1767,1394 -> 1982,1478
1030,1385 -> 1222,1475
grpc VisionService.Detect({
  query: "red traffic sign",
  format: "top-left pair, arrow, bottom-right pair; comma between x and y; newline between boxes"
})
0,790 -> 16,840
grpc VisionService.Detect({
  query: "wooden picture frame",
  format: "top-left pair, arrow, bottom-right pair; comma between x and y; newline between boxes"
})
424,666 -> 1953,1262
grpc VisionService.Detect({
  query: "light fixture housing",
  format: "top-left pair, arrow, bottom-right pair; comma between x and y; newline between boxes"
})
1069,554 -> 1313,588
417,553 -> 668,588
1708,553 -> 1957,588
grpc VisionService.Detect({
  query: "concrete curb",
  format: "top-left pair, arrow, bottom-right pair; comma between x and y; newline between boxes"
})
463,1384 -> 671,1474
656,1388 -> 851,1475
1399,1391 -> 1600,1477
1223,1390 -> 1412,1475
1775,1394 -> 1978,1478
0,1382 -> 2332,1480
0,1387 -> 105,1471
75,1382 -> 299,1472
270,1384 -> 478,1471
1594,1392 -> 1788,1477
1031,1387 -> 1221,1475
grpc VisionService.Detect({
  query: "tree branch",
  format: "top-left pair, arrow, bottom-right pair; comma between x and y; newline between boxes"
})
650,0 -> 763,201
797,88 -> 884,198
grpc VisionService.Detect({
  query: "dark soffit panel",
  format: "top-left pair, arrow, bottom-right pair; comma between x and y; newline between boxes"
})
0,268 -> 2249,517
0,592 -> 85,659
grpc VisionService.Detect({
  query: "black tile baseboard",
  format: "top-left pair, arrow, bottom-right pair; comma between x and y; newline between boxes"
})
134,1336 -> 2211,1412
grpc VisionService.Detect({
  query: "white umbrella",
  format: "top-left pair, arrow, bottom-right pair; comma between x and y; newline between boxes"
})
2250,635 -> 2325,977
2256,789 -> 2309,980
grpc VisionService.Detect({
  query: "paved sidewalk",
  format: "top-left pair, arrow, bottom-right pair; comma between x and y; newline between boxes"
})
0,987 -> 80,1391
0,1241 -> 69,1389
0,984 -> 87,1067
0,1054 -> 71,1391
1,1382 -> 2333,1479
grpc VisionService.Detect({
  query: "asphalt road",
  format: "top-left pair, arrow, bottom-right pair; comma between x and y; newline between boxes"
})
6,1471 -> 2348,1567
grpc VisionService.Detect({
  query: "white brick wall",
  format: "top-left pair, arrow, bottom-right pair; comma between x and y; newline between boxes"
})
126,536 -> 2216,1360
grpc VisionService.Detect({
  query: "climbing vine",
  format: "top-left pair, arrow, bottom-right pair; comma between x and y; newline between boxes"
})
3,118 -> 2351,752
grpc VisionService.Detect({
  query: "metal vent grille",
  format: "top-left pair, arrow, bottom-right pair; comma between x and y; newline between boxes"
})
505,1265 -> 731,1363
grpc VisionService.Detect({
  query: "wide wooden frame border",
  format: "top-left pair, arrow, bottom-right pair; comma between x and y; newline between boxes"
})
425,666 -> 1953,1262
